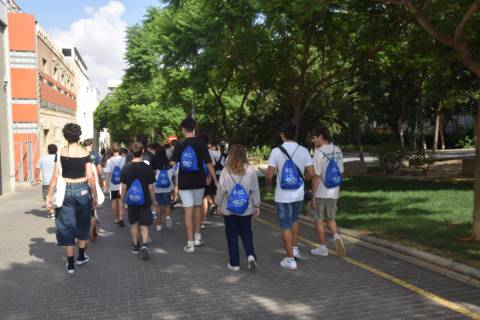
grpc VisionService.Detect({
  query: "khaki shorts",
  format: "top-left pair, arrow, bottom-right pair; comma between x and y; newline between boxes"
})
312,198 -> 337,221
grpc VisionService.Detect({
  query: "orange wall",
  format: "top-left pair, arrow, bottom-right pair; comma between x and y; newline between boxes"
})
11,68 -> 37,99
13,133 -> 39,181
12,104 -> 38,122
8,13 -> 36,52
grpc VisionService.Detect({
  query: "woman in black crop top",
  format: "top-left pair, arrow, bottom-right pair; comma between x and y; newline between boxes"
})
46,123 -> 98,274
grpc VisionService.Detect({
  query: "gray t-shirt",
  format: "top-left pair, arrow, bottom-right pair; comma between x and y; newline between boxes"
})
36,154 -> 56,185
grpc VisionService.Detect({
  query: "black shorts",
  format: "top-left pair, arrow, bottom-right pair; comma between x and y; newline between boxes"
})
128,206 -> 152,226
110,190 -> 120,200
205,182 -> 217,197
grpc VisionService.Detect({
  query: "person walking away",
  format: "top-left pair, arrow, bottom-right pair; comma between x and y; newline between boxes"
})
309,127 -> 346,256
170,116 -> 217,253
152,145 -> 175,231
215,144 -> 260,272
143,143 -> 157,167
46,123 -> 98,274
104,143 -> 126,227
266,123 -> 314,270
199,135 -> 217,228
120,142 -> 157,260
36,144 -> 57,219
84,139 -> 103,180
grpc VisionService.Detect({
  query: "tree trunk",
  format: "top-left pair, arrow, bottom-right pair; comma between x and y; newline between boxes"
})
292,102 -> 304,141
357,131 -> 365,163
398,116 -> 405,149
439,115 -> 446,150
433,101 -> 442,154
473,104 -> 480,242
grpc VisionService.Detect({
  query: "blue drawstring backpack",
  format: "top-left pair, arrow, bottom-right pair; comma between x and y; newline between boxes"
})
226,172 -> 249,215
155,168 -> 171,188
110,159 -> 122,185
180,145 -> 199,172
278,146 -> 303,190
125,179 -> 145,205
321,146 -> 343,188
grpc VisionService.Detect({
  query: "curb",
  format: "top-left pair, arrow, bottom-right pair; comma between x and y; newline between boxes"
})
260,203 -> 480,288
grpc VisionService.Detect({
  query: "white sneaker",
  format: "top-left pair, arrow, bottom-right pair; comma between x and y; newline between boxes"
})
310,246 -> 329,256
227,263 -> 240,271
165,216 -> 172,229
280,257 -> 297,270
194,239 -> 204,247
334,234 -> 346,256
156,225 -> 163,231
293,246 -> 301,260
248,255 -> 257,272
184,242 -> 195,253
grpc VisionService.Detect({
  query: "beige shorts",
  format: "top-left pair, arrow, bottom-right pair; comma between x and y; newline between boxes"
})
312,198 -> 337,221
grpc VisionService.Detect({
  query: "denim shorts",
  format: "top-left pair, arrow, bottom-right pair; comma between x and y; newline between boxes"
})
275,201 -> 303,230
55,182 -> 92,246
155,192 -> 172,206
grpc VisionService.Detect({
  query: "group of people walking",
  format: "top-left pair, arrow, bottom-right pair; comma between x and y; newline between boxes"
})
38,115 -> 345,275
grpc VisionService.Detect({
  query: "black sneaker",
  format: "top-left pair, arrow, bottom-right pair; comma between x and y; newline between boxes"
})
140,245 -> 151,260
66,263 -> 75,274
118,220 -> 125,227
76,254 -> 90,266
131,244 -> 140,254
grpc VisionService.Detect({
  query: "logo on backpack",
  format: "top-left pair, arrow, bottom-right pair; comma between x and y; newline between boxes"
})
125,179 -> 145,205
180,145 -> 199,172
155,169 -> 171,188
279,146 -> 303,190
110,160 -> 122,185
226,173 -> 249,215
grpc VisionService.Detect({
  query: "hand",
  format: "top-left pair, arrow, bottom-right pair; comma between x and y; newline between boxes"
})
173,188 -> 179,201
46,196 -> 53,211
253,207 -> 260,217
92,196 -> 98,210
310,198 -> 317,210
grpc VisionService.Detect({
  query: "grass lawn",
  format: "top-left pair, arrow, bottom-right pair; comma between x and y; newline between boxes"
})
259,176 -> 479,268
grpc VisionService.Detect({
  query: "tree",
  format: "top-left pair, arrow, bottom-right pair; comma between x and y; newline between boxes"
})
384,0 -> 480,241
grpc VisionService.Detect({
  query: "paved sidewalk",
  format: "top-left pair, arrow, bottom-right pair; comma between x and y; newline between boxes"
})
0,185 -> 479,320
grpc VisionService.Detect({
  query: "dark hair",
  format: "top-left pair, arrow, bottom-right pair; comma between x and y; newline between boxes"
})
155,145 -> 170,169
148,142 -> 160,151
63,123 -> 82,143
111,142 -> 120,153
136,134 -> 148,147
198,133 -> 209,145
180,115 -> 196,132
47,144 -> 58,155
280,122 -> 296,140
310,126 -> 329,141
83,138 -> 93,147
131,142 -> 144,158
120,147 -> 128,155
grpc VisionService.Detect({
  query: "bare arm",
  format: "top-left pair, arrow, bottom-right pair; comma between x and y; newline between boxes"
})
148,184 -> 157,206
207,163 -> 217,186
265,166 -> 275,192
45,164 -> 58,210
86,163 -> 98,209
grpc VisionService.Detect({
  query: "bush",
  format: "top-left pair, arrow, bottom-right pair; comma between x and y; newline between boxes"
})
372,144 -> 410,175
456,135 -> 475,149
248,146 -> 271,163
409,150 -> 434,174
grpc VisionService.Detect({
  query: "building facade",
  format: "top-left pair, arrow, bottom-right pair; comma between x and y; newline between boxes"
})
60,44 -> 99,141
8,7 -> 77,183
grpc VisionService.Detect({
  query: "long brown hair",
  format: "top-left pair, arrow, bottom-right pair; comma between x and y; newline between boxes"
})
226,144 -> 248,175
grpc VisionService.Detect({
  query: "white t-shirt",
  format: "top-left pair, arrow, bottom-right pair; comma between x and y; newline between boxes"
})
314,144 -> 344,199
210,150 -> 226,175
154,168 -> 174,193
36,154 -> 56,185
267,141 -> 313,203
104,155 -> 126,191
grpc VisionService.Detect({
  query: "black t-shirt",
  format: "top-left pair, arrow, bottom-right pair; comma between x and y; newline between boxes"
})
142,151 -> 155,167
121,161 -> 156,207
171,137 -> 212,190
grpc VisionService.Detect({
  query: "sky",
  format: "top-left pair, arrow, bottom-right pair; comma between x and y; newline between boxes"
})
16,0 -> 161,96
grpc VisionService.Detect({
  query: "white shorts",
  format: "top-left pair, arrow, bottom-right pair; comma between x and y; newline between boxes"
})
179,189 -> 205,207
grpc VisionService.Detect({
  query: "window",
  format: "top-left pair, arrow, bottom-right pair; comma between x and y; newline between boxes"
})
62,48 -> 72,57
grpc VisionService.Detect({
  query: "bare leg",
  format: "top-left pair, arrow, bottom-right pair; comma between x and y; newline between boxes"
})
65,245 -> 74,257
202,197 -> 209,220
156,205 -> 162,226
130,223 -> 139,245
292,222 -> 300,247
164,205 -> 171,218
326,220 -> 338,235
315,220 -> 326,245
116,199 -> 123,222
140,225 -> 149,245
193,205 -> 202,235
184,207 -> 194,241
281,230 -> 294,258
112,199 -> 119,223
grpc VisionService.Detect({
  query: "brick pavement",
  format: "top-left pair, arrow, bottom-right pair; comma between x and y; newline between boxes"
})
0,185 -> 479,320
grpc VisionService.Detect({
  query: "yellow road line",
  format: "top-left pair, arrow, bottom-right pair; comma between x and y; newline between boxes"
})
255,217 -> 480,320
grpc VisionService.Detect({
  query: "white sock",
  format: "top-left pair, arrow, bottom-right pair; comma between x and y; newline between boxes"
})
334,233 -> 341,240
187,240 -> 194,247
194,233 -> 202,241
320,244 -> 327,249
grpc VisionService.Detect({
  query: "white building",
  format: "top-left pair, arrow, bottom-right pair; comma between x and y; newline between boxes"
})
59,44 -> 99,141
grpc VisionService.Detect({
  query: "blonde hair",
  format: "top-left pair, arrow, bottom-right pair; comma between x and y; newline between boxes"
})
226,144 -> 248,176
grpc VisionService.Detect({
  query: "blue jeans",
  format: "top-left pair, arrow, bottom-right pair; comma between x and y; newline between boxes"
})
224,215 -> 256,267
55,182 -> 92,246
275,201 -> 302,230
155,192 -> 172,206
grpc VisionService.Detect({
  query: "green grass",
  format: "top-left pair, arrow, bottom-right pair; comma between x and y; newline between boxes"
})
259,176 -> 479,268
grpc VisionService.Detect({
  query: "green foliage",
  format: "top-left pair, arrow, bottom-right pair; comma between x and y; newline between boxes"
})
372,144 -> 410,175
456,135 -> 475,149
247,146 -> 271,163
